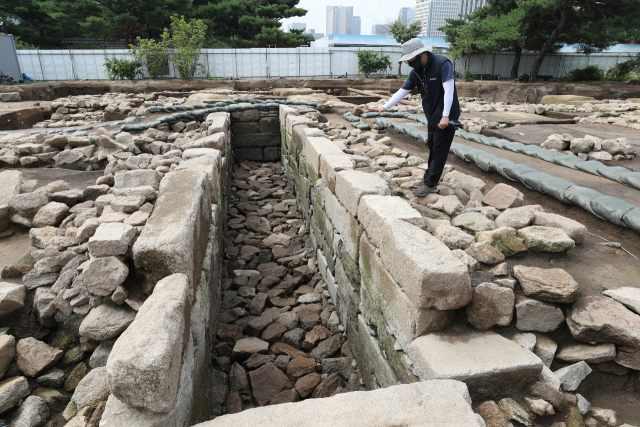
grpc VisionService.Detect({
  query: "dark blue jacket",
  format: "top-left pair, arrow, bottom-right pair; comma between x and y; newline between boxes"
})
402,52 -> 460,127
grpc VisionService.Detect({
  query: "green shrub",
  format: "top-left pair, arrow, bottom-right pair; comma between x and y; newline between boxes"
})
162,15 -> 207,80
131,38 -> 169,79
605,54 -> 640,82
103,57 -> 141,80
463,69 -> 474,82
356,50 -> 392,78
565,65 -> 604,82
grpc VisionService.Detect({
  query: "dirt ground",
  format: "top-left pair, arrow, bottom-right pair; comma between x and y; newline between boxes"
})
3,79 -> 640,103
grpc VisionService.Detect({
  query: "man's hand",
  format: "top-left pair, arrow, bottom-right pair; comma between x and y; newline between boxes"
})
368,107 -> 385,112
439,116 -> 449,129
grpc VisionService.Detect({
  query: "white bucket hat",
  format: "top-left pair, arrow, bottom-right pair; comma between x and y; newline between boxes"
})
398,38 -> 432,63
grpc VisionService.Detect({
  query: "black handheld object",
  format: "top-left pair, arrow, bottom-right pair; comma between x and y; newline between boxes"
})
449,120 -> 464,129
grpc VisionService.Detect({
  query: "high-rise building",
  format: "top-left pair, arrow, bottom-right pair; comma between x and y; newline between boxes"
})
308,29 -> 325,39
459,0 -> 487,16
289,22 -> 306,32
399,7 -> 415,25
352,16 -> 361,35
326,6 -> 353,36
371,24 -> 391,36
415,0 -> 460,39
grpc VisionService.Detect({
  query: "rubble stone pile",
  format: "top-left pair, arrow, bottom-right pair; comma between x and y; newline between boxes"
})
541,133 -> 636,161
0,110 -> 233,426
34,93 -> 187,129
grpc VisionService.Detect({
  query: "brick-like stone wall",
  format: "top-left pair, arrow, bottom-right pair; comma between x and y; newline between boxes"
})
279,105 -> 473,390
231,106 -> 281,162
101,113 -> 233,426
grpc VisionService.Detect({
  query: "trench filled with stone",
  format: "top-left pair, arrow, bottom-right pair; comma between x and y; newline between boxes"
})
211,160 -> 364,414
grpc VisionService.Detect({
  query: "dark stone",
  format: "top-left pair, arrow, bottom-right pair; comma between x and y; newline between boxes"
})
526,381 -> 567,411
259,118 -> 279,133
235,148 -> 263,162
263,147 -> 280,161
310,372 -> 343,398
310,334 -> 344,361
229,362 -> 249,394
243,353 -> 275,370
283,328 -> 305,348
232,122 -> 261,134
233,133 -> 280,148
471,271 -> 493,287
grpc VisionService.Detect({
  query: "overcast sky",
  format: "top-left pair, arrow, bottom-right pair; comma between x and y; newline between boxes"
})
280,0 -> 417,36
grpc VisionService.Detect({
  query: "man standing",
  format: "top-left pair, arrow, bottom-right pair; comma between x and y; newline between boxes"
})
370,38 -> 460,197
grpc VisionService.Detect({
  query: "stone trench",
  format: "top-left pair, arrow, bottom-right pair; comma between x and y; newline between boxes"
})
211,159 -> 365,414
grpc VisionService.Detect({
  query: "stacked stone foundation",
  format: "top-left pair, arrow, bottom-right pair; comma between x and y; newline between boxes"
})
279,105 -> 482,390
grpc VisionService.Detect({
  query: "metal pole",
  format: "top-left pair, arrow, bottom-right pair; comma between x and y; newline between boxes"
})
37,50 -> 45,81
330,49 -> 333,78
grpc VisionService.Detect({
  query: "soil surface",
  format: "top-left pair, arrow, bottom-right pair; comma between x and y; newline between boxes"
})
3,79 -> 640,103
0,229 -> 31,284
485,123 -> 640,149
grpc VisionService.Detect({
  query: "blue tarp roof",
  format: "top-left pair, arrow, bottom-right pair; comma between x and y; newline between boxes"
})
559,44 -> 640,53
314,34 -> 450,48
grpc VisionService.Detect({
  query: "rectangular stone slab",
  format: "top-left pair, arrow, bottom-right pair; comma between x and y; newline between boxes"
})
133,169 -> 211,300
107,273 -> 190,413
408,331 -> 543,399
0,170 -> 21,206
359,233 -> 451,350
192,379 -> 481,427
378,219 -> 472,310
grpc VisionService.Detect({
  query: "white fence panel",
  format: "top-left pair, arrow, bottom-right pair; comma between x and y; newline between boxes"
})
17,48 -> 637,81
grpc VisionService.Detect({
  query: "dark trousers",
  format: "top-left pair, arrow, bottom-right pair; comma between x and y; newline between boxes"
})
423,124 -> 455,186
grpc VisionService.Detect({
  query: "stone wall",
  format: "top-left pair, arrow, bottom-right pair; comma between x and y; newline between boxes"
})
98,113 -> 233,426
279,105 -> 479,390
230,106 -> 281,162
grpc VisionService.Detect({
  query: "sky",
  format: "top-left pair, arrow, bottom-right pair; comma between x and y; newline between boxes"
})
280,0 -> 417,36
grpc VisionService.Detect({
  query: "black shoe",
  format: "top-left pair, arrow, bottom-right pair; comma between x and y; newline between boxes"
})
412,184 -> 439,197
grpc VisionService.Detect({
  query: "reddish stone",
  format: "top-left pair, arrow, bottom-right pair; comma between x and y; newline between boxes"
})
218,323 -> 243,346
474,400 -> 513,427
311,372 -> 343,398
270,342 -> 308,360
262,323 -> 288,343
286,357 -> 317,380
295,373 -> 321,398
248,362 -> 290,406
302,325 -> 332,350
269,388 -> 299,405
226,391 -> 242,414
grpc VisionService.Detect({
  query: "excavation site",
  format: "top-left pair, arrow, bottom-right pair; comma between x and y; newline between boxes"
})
0,79 -> 639,427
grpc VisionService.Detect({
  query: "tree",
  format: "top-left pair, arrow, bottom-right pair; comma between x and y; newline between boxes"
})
525,0 -> 640,82
0,0 -> 65,47
387,18 -> 422,78
193,0 -> 307,47
356,50 -> 392,78
162,15 -> 207,80
46,0 -> 192,46
441,19 -> 482,73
